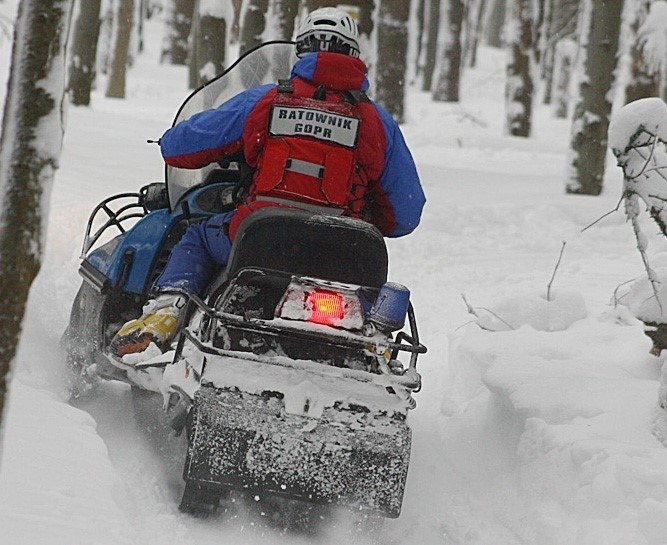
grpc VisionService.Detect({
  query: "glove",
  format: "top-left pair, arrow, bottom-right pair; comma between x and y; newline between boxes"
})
110,294 -> 186,358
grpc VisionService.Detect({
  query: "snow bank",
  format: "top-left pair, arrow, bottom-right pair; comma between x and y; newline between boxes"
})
449,289 -> 667,544
0,380 -> 132,545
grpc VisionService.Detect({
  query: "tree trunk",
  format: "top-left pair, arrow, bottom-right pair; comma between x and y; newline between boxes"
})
422,0 -> 441,92
106,0 -> 134,99
552,38 -> 575,118
565,0 -> 624,195
96,3 -> 114,75
375,0 -> 411,123
504,0 -> 534,137
67,0 -> 102,106
625,1 -> 660,104
432,0 -> 464,102
239,0 -> 269,55
485,0 -> 506,47
467,0 -> 488,68
189,0 -> 230,88
273,0 -> 300,40
0,0 -> 73,460
543,0 -> 580,105
161,0 -> 195,65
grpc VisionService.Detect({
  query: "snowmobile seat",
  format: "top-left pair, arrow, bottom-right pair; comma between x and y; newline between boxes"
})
222,207 -> 388,288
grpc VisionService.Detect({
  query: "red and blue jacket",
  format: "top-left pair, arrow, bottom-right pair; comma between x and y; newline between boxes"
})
157,52 -> 425,295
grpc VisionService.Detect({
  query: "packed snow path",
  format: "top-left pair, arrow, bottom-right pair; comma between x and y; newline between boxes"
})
3,27 -> 667,544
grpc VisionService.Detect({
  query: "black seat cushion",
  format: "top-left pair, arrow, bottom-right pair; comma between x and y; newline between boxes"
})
226,208 -> 388,288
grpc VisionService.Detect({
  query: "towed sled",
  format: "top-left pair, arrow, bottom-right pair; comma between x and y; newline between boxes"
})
62,41 -> 427,523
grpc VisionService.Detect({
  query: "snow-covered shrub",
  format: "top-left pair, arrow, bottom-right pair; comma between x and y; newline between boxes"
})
608,98 -> 667,333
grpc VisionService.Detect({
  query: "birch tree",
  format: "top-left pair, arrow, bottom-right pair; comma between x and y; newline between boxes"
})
504,0 -> 534,137
565,0 -> 623,195
0,0 -> 73,461
67,0 -> 103,106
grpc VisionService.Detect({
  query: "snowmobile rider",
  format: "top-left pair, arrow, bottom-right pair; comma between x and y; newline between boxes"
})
110,7 -> 426,358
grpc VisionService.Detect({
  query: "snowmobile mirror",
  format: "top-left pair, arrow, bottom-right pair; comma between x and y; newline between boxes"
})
140,182 -> 169,212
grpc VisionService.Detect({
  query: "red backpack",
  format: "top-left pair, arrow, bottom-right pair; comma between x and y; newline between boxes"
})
250,81 -> 369,214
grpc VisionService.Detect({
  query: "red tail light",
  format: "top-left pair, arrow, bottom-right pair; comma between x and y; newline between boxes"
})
276,279 -> 365,331
308,290 -> 345,325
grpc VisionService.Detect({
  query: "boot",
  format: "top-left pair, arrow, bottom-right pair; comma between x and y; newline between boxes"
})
110,293 -> 186,358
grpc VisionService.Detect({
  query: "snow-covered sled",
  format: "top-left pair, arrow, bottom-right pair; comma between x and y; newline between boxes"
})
62,41 -> 427,522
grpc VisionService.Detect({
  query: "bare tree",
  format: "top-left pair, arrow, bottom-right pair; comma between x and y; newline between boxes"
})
565,0 -> 624,195
239,0 -> 269,55
504,0 -> 534,137
67,0 -> 103,106
422,0 -> 441,91
485,0 -> 506,47
432,0 -> 464,102
463,0 -> 488,68
551,38 -> 576,118
161,0 -> 195,65
540,0 -> 578,106
0,0 -> 73,459
106,0 -> 134,98
273,0 -> 300,40
189,0 -> 233,88
625,0 -> 662,104
376,0 -> 411,122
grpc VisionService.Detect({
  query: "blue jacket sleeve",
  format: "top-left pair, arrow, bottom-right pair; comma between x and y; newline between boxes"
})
374,105 -> 426,237
155,213 -> 234,295
160,84 -> 275,168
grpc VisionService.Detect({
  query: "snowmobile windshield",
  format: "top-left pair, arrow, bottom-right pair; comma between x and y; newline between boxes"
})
166,41 -> 297,210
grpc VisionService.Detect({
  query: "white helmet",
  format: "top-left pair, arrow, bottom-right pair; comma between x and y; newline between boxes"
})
295,7 -> 360,58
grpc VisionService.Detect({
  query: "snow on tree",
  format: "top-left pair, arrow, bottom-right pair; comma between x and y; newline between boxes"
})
432,0 -> 464,103
608,97 -> 667,353
504,0 -> 534,137
0,0 -> 73,460
67,0 -> 103,106
565,0 -> 624,195
634,0 -> 667,101
625,0 -> 662,105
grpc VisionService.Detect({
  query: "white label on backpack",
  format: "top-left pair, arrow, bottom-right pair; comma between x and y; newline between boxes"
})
269,106 -> 360,148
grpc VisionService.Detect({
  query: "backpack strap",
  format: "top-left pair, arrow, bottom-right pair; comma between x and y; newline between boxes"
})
343,90 -> 371,105
277,79 -> 294,93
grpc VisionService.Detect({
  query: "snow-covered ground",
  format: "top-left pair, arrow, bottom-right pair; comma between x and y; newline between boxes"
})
3,6 -> 667,545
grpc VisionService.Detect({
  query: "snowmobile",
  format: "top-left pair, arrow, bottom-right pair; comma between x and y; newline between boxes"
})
62,41 -> 427,523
